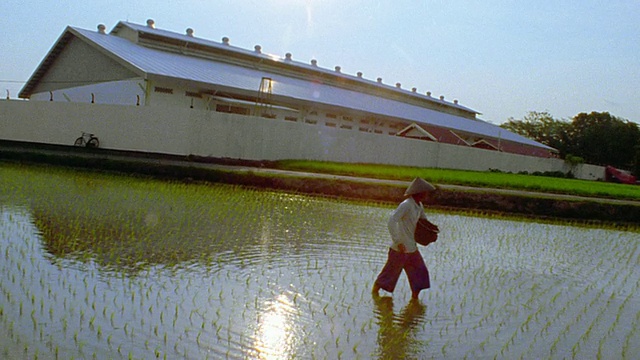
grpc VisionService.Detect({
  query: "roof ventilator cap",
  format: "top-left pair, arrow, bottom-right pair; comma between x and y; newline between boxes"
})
222,37 -> 230,45
426,91 -> 431,97
396,83 -> 401,88
440,95 -> 445,101
254,45 -> 262,53
357,72 -> 363,78
377,77 -> 383,83
311,59 -> 318,66
186,28 -> 194,37
146,19 -> 155,29
285,53 -> 292,61
454,99 -> 459,104
335,66 -> 341,73
97,24 -> 106,34
412,87 -> 417,93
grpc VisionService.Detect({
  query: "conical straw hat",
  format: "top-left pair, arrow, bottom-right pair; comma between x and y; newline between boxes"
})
404,177 -> 436,196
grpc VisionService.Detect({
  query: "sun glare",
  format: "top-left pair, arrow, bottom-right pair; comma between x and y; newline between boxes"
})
254,293 -> 300,359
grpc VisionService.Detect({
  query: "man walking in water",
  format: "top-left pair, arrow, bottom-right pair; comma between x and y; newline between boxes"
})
372,177 -> 436,300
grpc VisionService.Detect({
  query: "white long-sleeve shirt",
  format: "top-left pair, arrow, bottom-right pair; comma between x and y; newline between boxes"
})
387,197 -> 427,253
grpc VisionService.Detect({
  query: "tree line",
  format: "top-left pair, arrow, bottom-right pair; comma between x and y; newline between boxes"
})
501,111 -> 640,176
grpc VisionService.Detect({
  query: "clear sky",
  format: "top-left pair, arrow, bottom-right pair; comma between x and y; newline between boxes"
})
1,0 -> 638,124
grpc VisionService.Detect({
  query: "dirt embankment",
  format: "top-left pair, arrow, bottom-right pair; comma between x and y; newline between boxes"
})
218,174 -> 640,226
1,142 -> 639,227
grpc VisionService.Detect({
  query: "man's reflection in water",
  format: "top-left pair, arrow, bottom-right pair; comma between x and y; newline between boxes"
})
373,295 -> 426,359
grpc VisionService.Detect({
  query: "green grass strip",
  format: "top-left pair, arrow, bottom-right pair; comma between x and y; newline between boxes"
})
274,160 -> 640,201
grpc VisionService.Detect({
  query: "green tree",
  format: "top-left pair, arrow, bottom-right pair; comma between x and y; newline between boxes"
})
501,111 -> 571,156
502,111 -> 640,174
567,112 -> 640,169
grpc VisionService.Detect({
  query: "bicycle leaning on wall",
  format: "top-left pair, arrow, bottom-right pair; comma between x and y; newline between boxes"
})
74,132 -> 100,148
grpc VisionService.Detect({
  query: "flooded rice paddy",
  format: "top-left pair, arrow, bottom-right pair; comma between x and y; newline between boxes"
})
0,163 -> 639,359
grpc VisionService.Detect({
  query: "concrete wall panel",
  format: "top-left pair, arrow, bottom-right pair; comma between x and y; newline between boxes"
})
0,100 -> 605,180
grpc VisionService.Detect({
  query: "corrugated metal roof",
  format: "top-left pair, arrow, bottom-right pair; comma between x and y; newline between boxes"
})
114,21 -> 481,114
111,21 -> 478,114
22,23 -> 555,151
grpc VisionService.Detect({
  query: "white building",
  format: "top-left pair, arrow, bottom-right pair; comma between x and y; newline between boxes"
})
19,19 -> 555,159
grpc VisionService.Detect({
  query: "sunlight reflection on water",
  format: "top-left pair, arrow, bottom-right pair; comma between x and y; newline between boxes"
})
253,293 -> 299,359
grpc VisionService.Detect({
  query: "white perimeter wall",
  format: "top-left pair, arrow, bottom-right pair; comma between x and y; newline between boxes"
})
0,100 -> 604,180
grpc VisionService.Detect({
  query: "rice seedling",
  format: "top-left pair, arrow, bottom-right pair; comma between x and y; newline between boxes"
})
0,163 -> 639,359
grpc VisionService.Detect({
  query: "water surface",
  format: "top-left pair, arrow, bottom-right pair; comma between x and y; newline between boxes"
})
1,164 -> 638,359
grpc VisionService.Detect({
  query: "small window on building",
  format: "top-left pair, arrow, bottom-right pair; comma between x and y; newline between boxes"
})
261,113 -> 277,119
305,119 -> 317,125
389,131 -> 396,135
360,119 -> 370,124
185,91 -> 202,98
343,116 -> 353,122
325,122 -> 337,127
359,127 -> 369,132
326,113 -> 337,119
374,129 -> 383,134
309,111 -> 318,116
285,116 -> 298,122
154,87 -> 174,94
340,125 -> 352,130
216,104 -> 250,115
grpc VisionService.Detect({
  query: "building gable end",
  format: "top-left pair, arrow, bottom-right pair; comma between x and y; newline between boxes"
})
397,123 -> 437,141
21,30 -> 138,98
